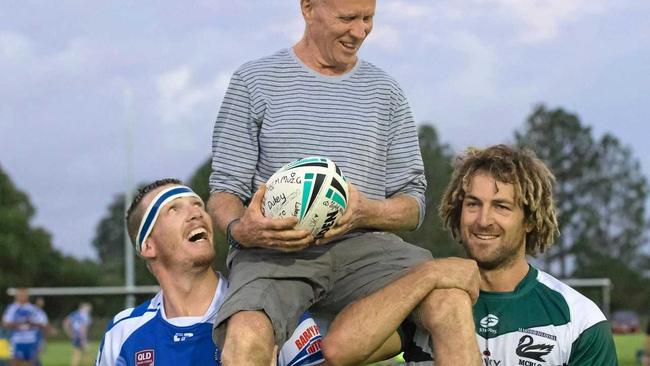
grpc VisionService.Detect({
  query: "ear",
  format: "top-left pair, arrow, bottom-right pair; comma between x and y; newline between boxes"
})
140,237 -> 157,259
301,0 -> 316,23
525,219 -> 535,233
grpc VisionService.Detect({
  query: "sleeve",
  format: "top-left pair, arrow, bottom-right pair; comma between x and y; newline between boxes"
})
277,312 -> 324,366
209,70 -> 261,202
1,305 -> 14,324
95,320 -> 120,366
567,320 -> 618,365
385,90 -> 427,227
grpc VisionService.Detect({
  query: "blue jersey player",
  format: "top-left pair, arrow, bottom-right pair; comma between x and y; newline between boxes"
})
96,179 -> 323,366
2,288 -> 48,366
65,303 -> 92,366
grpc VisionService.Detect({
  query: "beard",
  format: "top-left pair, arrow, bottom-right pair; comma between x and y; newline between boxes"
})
461,226 -> 527,271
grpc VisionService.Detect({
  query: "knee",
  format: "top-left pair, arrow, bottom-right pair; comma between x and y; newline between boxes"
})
221,311 -> 275,365
419,288 -> 473,332
321,335 -> 366,366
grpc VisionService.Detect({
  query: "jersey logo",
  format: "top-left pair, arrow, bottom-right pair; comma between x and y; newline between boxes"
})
516,335 -> 554,362
135,349 -> 154,366
173,332 -> 194,342
479,314 -> 499,328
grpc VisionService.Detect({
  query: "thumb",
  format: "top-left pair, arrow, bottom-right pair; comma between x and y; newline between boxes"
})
250,185 -> 267,210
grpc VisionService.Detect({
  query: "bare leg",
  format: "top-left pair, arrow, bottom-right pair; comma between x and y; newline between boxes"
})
418,289 -> 480,366
221,311 -> 275,366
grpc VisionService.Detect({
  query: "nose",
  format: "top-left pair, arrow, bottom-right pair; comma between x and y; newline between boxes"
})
350,20 -> 370,40
187,204 -> 203,221
476,206 -> 493,227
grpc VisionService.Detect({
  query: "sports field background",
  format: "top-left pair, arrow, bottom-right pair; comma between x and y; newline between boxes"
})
31,334 -> 644,366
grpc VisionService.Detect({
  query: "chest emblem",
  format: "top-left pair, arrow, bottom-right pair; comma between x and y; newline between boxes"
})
135,349 -> 154,366
516,335 -> 554,362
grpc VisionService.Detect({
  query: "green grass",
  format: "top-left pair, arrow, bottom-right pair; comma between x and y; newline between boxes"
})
30,334 -> 644,365
40,341 -> 99,366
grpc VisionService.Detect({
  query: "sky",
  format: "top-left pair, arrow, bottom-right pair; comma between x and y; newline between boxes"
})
1,0 -> 649,259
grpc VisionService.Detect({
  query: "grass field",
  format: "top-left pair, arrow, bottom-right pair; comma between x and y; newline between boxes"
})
24,333 -> 644,365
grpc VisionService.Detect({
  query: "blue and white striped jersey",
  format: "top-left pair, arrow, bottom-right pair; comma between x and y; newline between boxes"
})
2,303 -> 47,345
96,275 -> 323,366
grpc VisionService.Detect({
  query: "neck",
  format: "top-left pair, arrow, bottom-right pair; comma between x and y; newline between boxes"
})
293,39 -> 355,76
479,257 -> 530,292
155,266 -> 219,318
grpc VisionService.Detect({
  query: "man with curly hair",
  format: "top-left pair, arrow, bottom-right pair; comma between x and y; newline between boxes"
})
323,144 -> 618,365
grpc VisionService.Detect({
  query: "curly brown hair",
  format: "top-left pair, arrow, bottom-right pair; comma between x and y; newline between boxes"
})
439,144 -> 559,256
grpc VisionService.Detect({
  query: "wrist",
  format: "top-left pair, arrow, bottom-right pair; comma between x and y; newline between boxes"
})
227,218 -> 243,249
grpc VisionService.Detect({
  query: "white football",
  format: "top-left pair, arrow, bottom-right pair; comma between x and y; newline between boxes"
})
263,157 -> 349,238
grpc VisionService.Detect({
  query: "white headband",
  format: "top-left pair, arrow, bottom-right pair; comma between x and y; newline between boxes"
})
135,185 -> 200,254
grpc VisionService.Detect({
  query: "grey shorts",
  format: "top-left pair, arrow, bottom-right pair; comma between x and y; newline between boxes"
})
212,232 -> 432,347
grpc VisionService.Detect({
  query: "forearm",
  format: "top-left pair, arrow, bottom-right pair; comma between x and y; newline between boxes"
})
207,191 -> 245,234
361,194 -> 420,232
322,262 -> 439,365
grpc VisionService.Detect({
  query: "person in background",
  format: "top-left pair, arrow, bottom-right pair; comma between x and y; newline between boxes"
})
32,298 -> 49,366
1,288 -> 48,366
64,303 -> 92,366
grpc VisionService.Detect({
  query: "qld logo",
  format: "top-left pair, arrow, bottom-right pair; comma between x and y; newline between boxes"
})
135,349 -> 154,366
480,314 -> 499,328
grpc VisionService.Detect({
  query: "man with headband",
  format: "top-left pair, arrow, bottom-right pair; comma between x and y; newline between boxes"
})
95,178 -> 323,366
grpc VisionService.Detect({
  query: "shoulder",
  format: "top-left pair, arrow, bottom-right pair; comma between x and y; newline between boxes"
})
97,294 -> 162,365
104,293 -> 161,338
355,60 -> 404,92
535,269 -> 606,331
235,49 -> 298,79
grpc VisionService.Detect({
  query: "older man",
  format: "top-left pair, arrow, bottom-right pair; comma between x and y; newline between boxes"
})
208,1 -> 480,365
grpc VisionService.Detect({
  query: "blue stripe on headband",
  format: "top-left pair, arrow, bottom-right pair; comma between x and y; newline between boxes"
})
136,186 -> 198,254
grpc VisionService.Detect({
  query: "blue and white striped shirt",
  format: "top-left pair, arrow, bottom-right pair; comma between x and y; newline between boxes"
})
210,48 -> 426,225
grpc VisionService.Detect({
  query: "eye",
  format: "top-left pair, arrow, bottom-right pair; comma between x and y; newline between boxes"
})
340,16 -> 355,22
496,204 -> 512,211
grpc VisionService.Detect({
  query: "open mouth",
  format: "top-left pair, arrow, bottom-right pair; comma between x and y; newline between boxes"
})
187,228 -> 208,243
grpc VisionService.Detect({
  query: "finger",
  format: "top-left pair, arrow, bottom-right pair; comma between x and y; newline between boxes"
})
263,216 -> 300,230
264,228 -> 313,242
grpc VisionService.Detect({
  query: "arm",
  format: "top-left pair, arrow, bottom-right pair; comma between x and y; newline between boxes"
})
321,258 -> 480,365
318,90 -> 425,244
567,321 -> 618,365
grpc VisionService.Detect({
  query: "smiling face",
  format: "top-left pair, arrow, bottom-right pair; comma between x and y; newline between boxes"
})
301,0 -> 375,74
460,172 -> 530,271
140,185 -> 214,269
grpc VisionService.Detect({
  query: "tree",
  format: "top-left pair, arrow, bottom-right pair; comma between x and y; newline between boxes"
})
515,104 -> 649,280
0,163 -> 104,316
91,192 -> 157,286
400,124 -> 461,257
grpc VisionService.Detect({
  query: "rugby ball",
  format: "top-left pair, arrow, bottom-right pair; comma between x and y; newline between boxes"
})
263,157 -> 348,238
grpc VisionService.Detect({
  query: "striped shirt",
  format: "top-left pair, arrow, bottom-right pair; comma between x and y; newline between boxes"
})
210,48 -> 426,225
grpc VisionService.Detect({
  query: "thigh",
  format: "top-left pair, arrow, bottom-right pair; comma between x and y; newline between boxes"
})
214,247 -> 332,348
319,232 -> 433,312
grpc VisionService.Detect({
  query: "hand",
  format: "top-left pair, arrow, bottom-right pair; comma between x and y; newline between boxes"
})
316,183 -> 370,245
426,258 -> 480,303
232,185 -> 314,251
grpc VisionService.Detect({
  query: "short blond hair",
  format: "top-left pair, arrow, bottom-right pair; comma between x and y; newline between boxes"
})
439,144 -> 559,255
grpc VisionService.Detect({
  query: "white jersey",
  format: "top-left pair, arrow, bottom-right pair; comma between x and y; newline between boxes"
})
404,266 -> 617,365
96,275 -> 323,366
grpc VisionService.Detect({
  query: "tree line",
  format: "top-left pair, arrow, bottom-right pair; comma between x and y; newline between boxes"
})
1,104 -> 648,318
